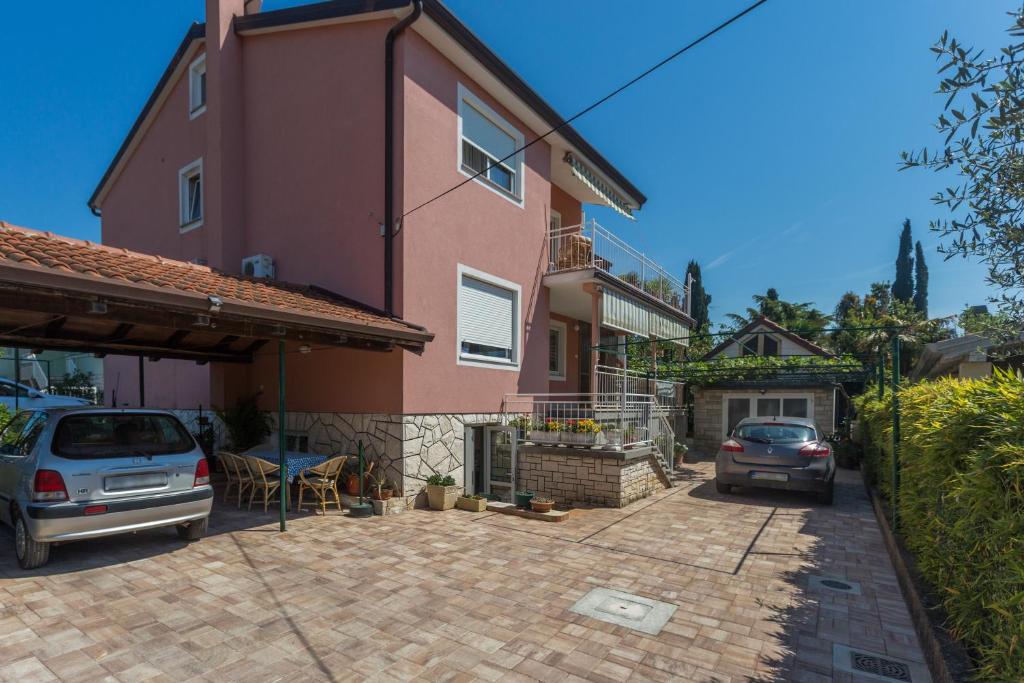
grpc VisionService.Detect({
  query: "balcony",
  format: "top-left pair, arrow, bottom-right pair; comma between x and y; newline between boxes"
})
548,219 -> 691,316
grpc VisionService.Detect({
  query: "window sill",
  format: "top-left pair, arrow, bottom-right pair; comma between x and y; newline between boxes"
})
457,354 -> 519,372
549,373 -> 566,381
179,219 -> 203,234
189,105 -> 206,120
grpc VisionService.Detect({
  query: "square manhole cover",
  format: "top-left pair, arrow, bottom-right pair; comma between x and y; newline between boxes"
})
569,588 -> 677,635
809,575 -> 862,595
833,645 -> 931,683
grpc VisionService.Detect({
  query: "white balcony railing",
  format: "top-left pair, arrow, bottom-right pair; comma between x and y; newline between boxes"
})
594,365 -> 686,410
548,219 -> 691,316
503,393 -> 655,449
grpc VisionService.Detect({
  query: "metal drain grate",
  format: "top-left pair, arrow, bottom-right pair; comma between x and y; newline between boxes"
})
809,575 -> 862,595
850,651 -> 913,681
822,579 -> 853,591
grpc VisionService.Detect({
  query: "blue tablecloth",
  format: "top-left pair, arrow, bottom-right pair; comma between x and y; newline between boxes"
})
244,447 -> 329,484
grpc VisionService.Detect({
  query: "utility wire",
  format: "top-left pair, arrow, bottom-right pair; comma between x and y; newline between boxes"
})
400,0 -> 770,221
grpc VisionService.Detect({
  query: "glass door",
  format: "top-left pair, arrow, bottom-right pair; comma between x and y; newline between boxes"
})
484,426 -> 515,502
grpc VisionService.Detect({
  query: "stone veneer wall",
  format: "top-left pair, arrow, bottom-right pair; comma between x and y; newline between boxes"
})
269,412 -> 503,508
516,447 -> 664,507
691,386 -> 836,456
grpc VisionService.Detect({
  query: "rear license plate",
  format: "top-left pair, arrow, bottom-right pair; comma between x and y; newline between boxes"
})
105,473 -> 167,491
750,472 -> 788,482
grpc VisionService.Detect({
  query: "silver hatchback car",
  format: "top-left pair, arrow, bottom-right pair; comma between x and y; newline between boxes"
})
0,407 -> 213,569
714,416 -> 835,504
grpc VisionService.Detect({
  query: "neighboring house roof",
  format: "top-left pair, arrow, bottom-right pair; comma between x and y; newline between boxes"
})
910,334 -> 993,381
703,316 -> 834,360
88,0 -> 645,213
0,221 -> 433,352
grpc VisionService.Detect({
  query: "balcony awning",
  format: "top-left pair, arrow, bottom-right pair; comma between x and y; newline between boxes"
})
603,288 -> 689,345
565,153 -> 635,220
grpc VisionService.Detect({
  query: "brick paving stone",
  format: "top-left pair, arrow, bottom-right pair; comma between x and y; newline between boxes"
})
0,463 -> 929,681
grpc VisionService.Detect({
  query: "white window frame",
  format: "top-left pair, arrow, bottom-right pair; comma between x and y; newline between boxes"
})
178,158 -> 203,232
456,84 -> 525,207
188,53 -> 207,119
720,392 -> 815,439
456,264 -> 522,371
738,333 -> 783,357
548,319 -> 567,380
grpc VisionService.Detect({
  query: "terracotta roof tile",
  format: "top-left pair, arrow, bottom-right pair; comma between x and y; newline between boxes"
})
0,221 -> 429,339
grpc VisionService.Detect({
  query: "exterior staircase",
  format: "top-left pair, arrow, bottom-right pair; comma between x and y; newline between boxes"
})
649,408 -> 677,488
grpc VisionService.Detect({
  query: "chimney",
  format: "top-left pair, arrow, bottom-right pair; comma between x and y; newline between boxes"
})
203,0 -> 248,273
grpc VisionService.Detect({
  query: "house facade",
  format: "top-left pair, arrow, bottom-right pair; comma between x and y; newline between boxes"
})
90,0 -> 694,506
691,317 -> 837,456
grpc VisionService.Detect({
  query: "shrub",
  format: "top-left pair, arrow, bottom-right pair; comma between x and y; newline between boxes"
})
855,369 -> 1024,679
426,473 -> 455,487
215,394 -> 272,451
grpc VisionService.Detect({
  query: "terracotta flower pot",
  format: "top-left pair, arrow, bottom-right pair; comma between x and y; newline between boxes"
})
345,474 -> 361,496
371,487 -> 394,501
530,499 -> 554,513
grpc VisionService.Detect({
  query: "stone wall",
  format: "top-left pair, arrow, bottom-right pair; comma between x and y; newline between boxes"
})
516,447 -> 664,507
691,386 -> 836,456
267,411 -> 502,508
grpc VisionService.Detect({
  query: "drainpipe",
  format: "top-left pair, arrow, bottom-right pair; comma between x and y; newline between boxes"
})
384,0 -> 423,316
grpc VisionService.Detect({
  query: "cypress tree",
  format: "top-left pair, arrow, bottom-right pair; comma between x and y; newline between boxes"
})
685,260 -> 711,330
892,219 -> 915,303
914,240 -> 929,316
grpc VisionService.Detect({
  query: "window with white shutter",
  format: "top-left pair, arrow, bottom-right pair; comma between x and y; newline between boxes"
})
457,85 -> 525,204
457,266 -> 521,368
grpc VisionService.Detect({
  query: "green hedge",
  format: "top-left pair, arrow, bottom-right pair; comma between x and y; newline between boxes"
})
856,369 -> 1024,680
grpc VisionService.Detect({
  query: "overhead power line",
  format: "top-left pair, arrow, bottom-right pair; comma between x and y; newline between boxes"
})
400,0 -> 770,221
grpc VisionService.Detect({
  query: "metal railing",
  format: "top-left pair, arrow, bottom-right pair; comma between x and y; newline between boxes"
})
548,219 -> 691,315
503,393 -> 655,449
594,365 -> 686,410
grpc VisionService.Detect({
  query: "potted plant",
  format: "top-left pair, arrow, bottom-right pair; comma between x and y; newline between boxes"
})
508,416 -> 532,441
530,497 -> 554,513
567,418 -> 602,446
514,489 -> 535,508
601,423 -> 624,447
425,473 -> 461,511
674,442 -> 688,467
528,419 -> 563,445
456,493 -> 488,512
215,394 -> 273,452
369,472 -> 394,501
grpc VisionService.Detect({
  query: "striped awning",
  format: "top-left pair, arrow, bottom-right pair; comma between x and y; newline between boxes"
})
565,153 -> 635,220
603,288 -> 689,346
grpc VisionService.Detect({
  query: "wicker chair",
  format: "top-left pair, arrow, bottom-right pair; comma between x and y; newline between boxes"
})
243,456 -> 290,512
295,455 -> 347,514
218,452 -> 246,505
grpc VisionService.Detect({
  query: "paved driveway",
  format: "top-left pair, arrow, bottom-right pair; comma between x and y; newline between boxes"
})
0,462 -> 927,682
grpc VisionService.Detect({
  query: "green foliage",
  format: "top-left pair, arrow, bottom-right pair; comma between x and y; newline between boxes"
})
214,394 -> 272,451
725,288 -> 830,342
901,12 -> 1024,322
426,473 -> 456,487
685,260 -> 712,331
914,240 -> 929,316
0,404 -> 10,429
856,370 -> 1024,679
638,353 -> 860,387
959,305 -> 1019,343
893,219 -> 915,303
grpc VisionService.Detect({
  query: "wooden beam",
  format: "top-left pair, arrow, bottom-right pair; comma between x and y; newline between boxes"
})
0,334 -> 252,364
244,339 -> 269,354
45,316 -> 67,336
106,323 -> 134,341
165,330 -> 190,347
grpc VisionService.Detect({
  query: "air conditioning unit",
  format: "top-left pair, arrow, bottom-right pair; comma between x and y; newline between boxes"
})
242,254 -> 275,279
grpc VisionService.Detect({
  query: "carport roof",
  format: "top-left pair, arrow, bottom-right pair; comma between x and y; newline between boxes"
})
0,222 -> 433,362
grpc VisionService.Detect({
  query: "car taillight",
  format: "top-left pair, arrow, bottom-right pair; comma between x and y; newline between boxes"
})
193,458 -> 210,487
721,439 -> 744,453
800,442 -> 831,458
33,470 -> 69,502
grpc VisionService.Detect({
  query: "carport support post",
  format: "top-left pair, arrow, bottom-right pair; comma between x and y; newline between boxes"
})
278,340 -> 287,532
13,347 -> 19,412
138,356 -> 145,407
890,336 -> 901,531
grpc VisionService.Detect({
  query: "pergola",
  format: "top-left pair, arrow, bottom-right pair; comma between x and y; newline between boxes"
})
0,222 -> 433,529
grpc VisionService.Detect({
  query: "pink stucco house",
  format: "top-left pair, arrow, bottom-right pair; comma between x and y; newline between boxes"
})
89,0 -> 694,507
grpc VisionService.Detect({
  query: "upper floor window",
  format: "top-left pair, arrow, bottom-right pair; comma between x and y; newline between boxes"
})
457,264 -> 521,370
179,159 -> 203,231
457,85 -> 524,205
549,320 -> 567,379
189,54 -> 207,118
739,333 -> 781,357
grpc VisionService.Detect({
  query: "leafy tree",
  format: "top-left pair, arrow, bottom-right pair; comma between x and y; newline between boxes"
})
892,219 -> 915,303
864,282 -> 892,317
726,288 -> 830,342
900,12 -> 1024,322
914,241 -> 929,315
684,260 -> 711,331
959,305 -> 1019,342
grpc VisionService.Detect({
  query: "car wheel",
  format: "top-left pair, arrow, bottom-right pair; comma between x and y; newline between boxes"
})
176,517 -> 208,542
817,478 -> 834,505
715,478 -> 732,494
14,511 -> 50,570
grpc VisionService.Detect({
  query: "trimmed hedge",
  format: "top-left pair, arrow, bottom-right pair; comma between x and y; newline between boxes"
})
856,369 -> 1024,680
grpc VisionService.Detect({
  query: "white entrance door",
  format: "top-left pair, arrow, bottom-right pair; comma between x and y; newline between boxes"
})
484,426 -> 515,502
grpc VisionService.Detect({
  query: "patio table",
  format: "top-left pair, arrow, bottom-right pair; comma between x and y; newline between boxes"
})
244,447 -> 329,484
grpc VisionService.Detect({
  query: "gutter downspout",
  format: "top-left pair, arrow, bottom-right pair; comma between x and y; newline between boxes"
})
384,0 -> 422,316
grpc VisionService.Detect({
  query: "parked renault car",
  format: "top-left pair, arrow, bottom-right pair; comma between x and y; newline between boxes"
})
0,377 -> 92,412
714,416 -> 835,504
0,407 -> 213,569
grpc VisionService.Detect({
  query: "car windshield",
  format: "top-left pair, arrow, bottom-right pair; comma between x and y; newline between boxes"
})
53,413 -> 195,459
735,423 -> 816,444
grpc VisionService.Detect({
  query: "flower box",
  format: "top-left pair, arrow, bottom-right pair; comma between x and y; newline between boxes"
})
426,484 -> 462,511
456,495 -> 488,512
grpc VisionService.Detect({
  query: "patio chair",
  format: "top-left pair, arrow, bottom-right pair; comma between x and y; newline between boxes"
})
295,455 -> 348,515
222,452 -> 255,508
243,456 -> 290,512
218,451 -> 241,504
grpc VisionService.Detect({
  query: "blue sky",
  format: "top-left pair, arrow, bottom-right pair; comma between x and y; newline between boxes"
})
0,1 -> 1011,325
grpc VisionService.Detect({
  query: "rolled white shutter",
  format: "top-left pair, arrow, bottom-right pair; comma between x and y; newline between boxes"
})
460,275 -> 514,355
